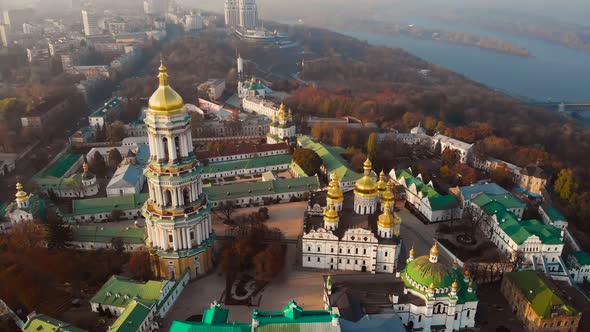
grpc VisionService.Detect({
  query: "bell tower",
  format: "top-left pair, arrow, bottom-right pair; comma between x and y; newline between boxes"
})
142,60 -> 215,280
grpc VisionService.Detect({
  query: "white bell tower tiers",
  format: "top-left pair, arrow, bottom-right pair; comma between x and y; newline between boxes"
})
142,60 -> 215,280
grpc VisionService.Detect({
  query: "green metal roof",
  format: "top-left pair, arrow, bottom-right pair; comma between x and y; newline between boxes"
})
504,271 -> 578,319
90,275 -> 165,308
204,176 -> 319,201
544,206 -> 566,222
202,303 -> 229,325
170,321 -> 250,332
72,193 -> 149,216
395,168 -> 457,210
71,225 -> 145,244
297,136 -> 361,183
494,210 -> 562,245
44,154 -> 82,178
22,314 -> 87,332
256,300 -> 335,326
471,193 -> 525,210
402,256 -> 478,304
428,195 -> 458,211
202,155 -> 291,174
109,300 -> 155,332
570,251 -> 590,266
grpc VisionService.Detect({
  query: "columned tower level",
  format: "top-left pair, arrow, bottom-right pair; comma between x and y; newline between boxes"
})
142,61 -> 215,280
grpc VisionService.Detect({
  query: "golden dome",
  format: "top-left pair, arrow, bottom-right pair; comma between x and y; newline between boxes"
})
148,61 -> 184,113
430,242 -> 439,257
452,279 -> 458,291
452,258 -> 458,268
377,170 -> 388,192
429,283 -> 435,291
15,182 -> 28,202
409,245 -> 415,257
82,162 -> 89,174
378,202 -> 401,228
354,158 -> 377,197
327,173 -> 344,203
278,103 -> 287,121
323,204 -> 339,223
464,268 -> 471,278
381,187 -> 395,206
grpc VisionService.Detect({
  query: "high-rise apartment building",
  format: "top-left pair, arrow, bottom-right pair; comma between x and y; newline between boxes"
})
143,0 -> 168,16
224,0 -> 239,27
224,0 -> 257,29
238,0 -> 258,29
81,10 -> 101,36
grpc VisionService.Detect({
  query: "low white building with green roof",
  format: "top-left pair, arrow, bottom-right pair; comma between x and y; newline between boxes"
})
21,313 -> 87,332
538,205 -> 568,230
566,251 -> 590,284
201,154 -> 291,180
91,271 -> 189,331
69,225 -> 146,251
468,191 -> 565,273
204,176 -> 320,207
297,136 -> 362,189
32,151 -> 99,198
390,168 -> 459,223
65,193 -> 148,223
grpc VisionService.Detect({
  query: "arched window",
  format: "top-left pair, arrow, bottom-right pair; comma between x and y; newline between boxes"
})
174,136 -> 181,159
183,187 -> 191,206
162,137 -> 169,161
163,189 -> 172,207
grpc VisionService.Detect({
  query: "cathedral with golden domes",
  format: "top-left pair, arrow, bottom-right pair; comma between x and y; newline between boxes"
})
302,159 -> 402,273
267,102 -> 296,144
142,60 -> 215,280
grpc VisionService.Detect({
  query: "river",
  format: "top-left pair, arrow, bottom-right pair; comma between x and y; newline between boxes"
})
335,17 -> 590,103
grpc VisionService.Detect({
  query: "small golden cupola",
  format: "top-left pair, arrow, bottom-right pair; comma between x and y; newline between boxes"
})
377,202 -> 401,238
377,170 -> 388,193
326,173 -> 344,210
323,203 -> 339,231
15,182 -> 30,208
277,103 -> 287,122
148,60 -> 184,114
429,241 -> 439,263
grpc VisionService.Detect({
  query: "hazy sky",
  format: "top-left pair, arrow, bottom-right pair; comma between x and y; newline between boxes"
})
182,0 -> 590,26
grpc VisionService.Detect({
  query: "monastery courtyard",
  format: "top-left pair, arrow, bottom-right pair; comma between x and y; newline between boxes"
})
162,201 -> 451,328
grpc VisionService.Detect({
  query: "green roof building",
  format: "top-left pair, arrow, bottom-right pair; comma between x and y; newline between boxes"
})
297,136 -> 362,187
170,300 -> 339,332
204,176 -> 320,207
567,251 -> 590,283
391,168 -> 458,222
501,271 -> 581,331
22,313 -> 87,332
66,193 -> 148,222
202,154 -> 292,178
91,271 -> 190,331
70,225 -> 145,250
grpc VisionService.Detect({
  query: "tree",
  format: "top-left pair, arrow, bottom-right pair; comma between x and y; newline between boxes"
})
292,148 -> 322,176
111,209 -> 124,221
554,168 -> 576,202
44,214 -> 73,250
106,121 -> 126,143
108,148 -> 123,169
89,151 -> 107,177
111,237 -> 125,253
367,132 -> 378,161
490,163 -> 512,187
253,244 -> 285,282
217,201 -> 236,222
128,251 -> 152,281
441,148 -> 459,166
